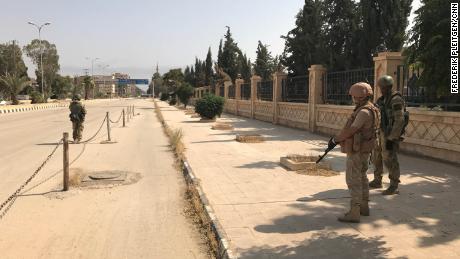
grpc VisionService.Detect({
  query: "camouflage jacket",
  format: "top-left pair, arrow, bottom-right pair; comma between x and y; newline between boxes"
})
376,91 -> 405,140
69,101 -> 87,122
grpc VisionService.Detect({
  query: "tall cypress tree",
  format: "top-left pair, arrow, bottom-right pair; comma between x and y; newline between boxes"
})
281,0 -> 325,75
220,26 -> 240,82
205,47 -> 213,86
217,39 -> 223,68
253,41 -> 274,80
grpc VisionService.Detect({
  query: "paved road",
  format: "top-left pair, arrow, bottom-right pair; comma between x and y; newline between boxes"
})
0,99 -> 210,259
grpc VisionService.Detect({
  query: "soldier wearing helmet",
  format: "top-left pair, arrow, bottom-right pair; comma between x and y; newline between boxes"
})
332,82 -> 380,223
369,75 -> 406,195
69,94 -> 86,143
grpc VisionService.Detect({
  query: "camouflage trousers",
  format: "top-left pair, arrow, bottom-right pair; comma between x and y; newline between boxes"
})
371,133 -> 401,186
72,121 -> 84,141
346,152 -> 370,206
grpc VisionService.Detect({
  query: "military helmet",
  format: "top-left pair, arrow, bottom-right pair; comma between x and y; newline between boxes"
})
72,94 -> 81,101
349,82 -> 373,97
377,75 -> 394,87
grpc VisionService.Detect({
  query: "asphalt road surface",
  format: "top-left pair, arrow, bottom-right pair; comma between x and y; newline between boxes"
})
0,99 -> 210,259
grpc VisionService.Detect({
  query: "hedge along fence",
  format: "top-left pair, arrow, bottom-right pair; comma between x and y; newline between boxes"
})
189,52 -> 460,164
0,102 -> 68,114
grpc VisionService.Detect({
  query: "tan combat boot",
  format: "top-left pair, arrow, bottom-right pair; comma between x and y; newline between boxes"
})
338,204 -> 361,223
360,200 -> 370,216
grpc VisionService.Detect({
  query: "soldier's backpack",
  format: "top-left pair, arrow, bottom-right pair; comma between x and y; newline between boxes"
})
390,93 -> 410,139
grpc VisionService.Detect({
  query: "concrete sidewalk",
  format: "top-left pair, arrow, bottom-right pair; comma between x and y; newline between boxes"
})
158,101 -> 460,259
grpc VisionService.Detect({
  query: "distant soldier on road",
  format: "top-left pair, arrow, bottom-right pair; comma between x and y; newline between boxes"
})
369,75 -> 408,195
69,94 -> 86,143
333,82 -> 380,223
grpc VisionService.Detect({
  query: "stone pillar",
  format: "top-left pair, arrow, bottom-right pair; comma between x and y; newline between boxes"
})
235,78 -> 244,115
215,84 -> 220,96
250,75 -> 262,119
308,65 -> 326,132
224,82 -> 230,100
272,72 -> 287,124
373,52 -> 405,101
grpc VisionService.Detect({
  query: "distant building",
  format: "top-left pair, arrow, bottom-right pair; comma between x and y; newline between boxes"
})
73,72 -> 138,98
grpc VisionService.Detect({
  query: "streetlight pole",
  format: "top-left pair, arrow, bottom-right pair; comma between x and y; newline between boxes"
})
28,21 -> 51,99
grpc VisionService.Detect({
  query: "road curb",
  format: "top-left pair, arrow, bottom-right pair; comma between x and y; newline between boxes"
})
0,103 -> 68,114
182,159 -> 238,259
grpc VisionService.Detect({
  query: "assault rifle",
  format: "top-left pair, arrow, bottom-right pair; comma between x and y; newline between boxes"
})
316,137 -> 337,163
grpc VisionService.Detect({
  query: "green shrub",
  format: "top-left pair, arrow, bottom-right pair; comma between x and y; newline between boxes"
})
160,92 -> 169,101
195,94 -> 225,119
169,95 -> 177,105
176,83 -> 194,108
30,91 -> 45,104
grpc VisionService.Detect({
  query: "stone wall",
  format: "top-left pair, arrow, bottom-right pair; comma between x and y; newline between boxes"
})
277,102 -> 310,130
190,52 -> 460,164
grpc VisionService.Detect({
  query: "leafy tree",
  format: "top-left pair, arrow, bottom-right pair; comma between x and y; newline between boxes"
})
281,0 -> 325,75
253,41 -> 275,80
163,68 -> 184,93
323,0 -> 359,70
176,83 -> 194,108
23,39 -> 60,99
0,41 -> 28,78
406,0 -> 451,98
205,47 -> 214,86
358,0 -> 412,66
52,75 -> 73,99
0,72 -> 29,105
220,26 -> 241,82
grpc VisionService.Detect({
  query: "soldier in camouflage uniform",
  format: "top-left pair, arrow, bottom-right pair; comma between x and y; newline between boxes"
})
69,94 -> 86,143
333,82 -> 380,223
369,75 -> 406,195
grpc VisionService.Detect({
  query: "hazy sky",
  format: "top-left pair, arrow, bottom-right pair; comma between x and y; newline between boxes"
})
1,0 -> 421,80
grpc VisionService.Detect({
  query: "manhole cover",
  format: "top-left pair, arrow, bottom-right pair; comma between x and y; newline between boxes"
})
82,170 -> 128,182
89,172 -> 121,180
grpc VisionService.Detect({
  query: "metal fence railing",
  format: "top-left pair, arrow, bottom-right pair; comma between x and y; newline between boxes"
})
241,83 -> 251,100
323,68 -> 374,105
257,80 -> 273,101
397,65 -> 460,111
282,75 -> 309,103
219,86 -> 225,97
228,85 -> 235,99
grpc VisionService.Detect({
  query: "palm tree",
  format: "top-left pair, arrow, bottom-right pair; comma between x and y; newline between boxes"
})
0,72 -> 30,105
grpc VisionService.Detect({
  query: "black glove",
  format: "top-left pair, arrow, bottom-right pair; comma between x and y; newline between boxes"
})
386,140 -> 393,150
328,137 -> 337,150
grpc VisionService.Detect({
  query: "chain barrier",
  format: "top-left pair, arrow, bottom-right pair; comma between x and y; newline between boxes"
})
109,110 -> 123,124
21,142 -> 87,195
80,116 -> 108,143
0,139 -> 63,216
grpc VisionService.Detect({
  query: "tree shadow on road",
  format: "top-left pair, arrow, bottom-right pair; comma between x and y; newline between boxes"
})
253,175 -> 460,249
239,231 -> 402,259
236,161 -> 281,170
